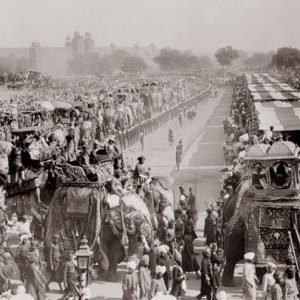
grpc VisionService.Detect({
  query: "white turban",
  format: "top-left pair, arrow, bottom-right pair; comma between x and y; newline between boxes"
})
157,245 -> 169,255
266,262 -> 276,269
244,252 -> 255,260
127,260 -> 137,270
20,234 -> 29,242
155,265 -> 166,274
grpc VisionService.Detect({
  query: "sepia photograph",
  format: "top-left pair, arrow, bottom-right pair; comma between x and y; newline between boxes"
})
0,0 -> 299,299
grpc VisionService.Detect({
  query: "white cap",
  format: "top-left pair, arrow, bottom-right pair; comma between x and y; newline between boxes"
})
158,245 -> 169,254
217,290 -> 227,300
179,195 -> 186,201
244,252 -> 255,260
16,285 -> 26,294
127,260 -> 137,270
20,234 -> 29,242
266,261 -> 276,269
155,265 -> 166,274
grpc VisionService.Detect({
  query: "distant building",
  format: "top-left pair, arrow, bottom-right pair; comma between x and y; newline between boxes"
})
0,32 -> 159,75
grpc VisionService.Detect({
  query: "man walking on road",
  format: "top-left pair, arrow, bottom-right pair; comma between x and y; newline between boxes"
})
204,209 -> 217,245
176,146 -> 182,171
179,112 -> 183,127
242,252 -> 258,300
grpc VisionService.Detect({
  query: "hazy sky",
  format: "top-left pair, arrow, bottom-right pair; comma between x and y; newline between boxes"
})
0,0 -> 299,53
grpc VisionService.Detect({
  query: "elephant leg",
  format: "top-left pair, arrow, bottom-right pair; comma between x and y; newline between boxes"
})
222,259 -> 237,286
96,244 -> 109,272
107,239 -> 125,281
127,234 -> 138,257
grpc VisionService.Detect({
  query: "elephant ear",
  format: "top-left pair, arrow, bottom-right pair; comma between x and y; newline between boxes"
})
150,177 -> 174,208
125,210 -> 152,239
151,176 -> 173,190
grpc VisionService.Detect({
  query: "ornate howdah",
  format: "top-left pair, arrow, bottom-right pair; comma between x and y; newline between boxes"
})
55,161 -> 114,186
246,204 -> 293,263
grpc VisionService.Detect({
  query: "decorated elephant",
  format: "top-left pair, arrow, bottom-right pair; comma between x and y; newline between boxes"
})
138,176 -> 175,235
102,192 -> 153,281
45,162 -> 153,281
222,179 -> 261,286
128,101 -> 143,123
103,107 -> 118,133
103,104 -> 135,133
0,141 -> 55,236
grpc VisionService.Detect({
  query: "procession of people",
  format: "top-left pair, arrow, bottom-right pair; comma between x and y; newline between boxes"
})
0,63 -> 299,300
0,69 -> 218,300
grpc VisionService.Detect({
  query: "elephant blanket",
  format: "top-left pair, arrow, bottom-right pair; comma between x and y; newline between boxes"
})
106,192 -> 151,225
44,185 -> 103,250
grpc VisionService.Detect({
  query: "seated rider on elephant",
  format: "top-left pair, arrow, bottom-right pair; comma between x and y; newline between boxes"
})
24,131 -> 48,169
106,137 -> 124,171
134,156 -> 150,191
76,141 -> 98,182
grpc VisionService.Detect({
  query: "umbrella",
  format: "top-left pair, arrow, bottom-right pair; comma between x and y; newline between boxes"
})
151,296 -> 176,300
36,101 -> 54,111
53,101 -> 72,110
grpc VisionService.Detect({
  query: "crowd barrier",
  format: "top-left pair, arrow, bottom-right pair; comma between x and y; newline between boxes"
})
116,86 -> 211,150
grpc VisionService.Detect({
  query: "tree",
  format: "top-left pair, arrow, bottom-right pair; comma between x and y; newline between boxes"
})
0,55 -> 30,73
154,48 -> 200,71
244,52 -> 273,68
215,46 -> 239,67
197,56 -> 213,70
121,56 -> 147,73
154,48 -> 182,71
270,47 -> 300,70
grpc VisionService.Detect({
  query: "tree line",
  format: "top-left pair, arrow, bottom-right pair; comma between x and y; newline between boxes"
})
0,46 -> 299,75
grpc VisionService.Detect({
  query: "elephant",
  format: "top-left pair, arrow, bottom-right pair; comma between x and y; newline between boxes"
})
221,179 -> 253,286
0,141 -> 56,239
45,162 -> 153,281
103,107 -> 118,133
5,167 -> 56,240
130,176 -> 175,242
102,193 -> 153,281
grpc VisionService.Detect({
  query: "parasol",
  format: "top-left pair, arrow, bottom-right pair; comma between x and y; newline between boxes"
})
36,100 -> 54,111
53,101 -> 72,110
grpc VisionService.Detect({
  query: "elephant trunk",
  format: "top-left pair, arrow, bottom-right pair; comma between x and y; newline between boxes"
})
222,259 -> 236,286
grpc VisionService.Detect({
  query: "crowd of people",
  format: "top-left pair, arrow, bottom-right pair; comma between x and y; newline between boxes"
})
119,184 -> 225,300
0,71 -> 221,300
242,251 -> 299,300
4,68 -> 298,299
217,75 -> 300,300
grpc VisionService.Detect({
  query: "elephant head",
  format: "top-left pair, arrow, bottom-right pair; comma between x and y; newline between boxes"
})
142,176 -> 175,227
103,108 -> 116,132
